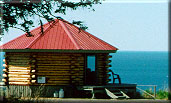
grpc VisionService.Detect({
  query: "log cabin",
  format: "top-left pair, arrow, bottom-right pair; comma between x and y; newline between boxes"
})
0,19 -> 136,98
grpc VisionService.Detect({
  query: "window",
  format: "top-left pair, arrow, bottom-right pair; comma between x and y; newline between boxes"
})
87,55 -> 96,72
37,76 -> 46,83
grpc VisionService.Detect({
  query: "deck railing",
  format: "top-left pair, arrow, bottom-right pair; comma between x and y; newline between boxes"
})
136,85 -> 157,99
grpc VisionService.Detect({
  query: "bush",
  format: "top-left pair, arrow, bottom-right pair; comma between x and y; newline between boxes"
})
142,88 -> 169,100
156,90 -> 169,99
142,88 -> 154,99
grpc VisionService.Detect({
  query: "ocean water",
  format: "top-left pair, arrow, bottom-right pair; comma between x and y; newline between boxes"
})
0,52 -> 4,81
109,51 -> 168,91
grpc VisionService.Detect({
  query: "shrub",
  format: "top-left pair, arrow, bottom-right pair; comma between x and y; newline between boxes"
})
156,90 -> 169,99
142,88 -> 169,100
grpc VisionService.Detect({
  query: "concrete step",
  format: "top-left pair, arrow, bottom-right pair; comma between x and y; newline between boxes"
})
117,96 -> 127,99
113,92 -> 123,96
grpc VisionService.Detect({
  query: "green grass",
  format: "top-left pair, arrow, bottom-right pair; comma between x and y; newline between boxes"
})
142,88 -> 170,100
156,90 -> 169,99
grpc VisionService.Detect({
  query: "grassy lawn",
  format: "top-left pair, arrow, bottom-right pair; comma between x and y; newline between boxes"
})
142,89 -> 170,100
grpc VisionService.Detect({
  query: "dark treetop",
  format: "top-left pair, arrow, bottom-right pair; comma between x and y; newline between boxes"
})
2,0 -> 101,37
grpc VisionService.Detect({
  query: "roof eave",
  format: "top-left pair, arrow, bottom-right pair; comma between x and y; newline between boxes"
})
0,49 -> 117,53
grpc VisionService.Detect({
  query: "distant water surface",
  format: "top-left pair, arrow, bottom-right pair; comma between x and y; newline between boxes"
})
109,51 -> 168,91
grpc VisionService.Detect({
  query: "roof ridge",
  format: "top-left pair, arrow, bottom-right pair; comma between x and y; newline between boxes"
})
62,20 -> 118,50
25,20 -> 58,49
59,20 -> 81,50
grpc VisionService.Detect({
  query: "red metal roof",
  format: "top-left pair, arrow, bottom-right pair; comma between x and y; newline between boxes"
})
0,19 -> 118,51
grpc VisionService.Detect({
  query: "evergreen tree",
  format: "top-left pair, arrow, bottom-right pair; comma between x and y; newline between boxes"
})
1,0 -> 101,37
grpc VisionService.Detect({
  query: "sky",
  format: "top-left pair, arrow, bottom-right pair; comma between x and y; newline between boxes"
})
1,0 -> 168,51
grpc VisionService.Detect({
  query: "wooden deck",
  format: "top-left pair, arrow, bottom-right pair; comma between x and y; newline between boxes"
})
77,83 -> 137,98
78,83 -> 137,91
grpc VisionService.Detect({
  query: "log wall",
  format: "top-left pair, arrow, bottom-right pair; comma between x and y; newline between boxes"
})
33,53 -> 84,86
2,53 -> 33,85
2,52 -> 112,86
96,53 -> 112,85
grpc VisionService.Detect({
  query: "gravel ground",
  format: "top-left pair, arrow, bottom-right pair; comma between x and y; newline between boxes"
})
19,98 -> 171,103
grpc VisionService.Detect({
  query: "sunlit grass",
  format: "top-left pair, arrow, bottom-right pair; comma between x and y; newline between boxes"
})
142,88 -> 170,100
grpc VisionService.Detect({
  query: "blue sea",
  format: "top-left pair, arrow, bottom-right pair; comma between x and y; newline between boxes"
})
109,51 -> 168,91
0,51 -> 168,91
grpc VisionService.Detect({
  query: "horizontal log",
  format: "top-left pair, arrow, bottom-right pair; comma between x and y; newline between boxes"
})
8,74 -> 30,77
36,63 -> 71,66
8,79 -> 30,82
36,63 -> 83,66
108,55 -> 112,58
36,73 -> 73,75
8,62 -> 29,65
71,65 -> 84,68
8,59 -> 30,62
36,68 -> 82,71
9,78 -> 31,80
37,58 -> 71,61
47,81 -> 70,84
37,73 -> 83,76
2,79 -> 7,82
7,58 -> 30,61
31,80 -> 36,83
37,70 -> 83,73
9,82 -> 30,85
4,55 -> 7,57
49,78 -> 70,81
98,65 -> 111,68
3,59 -> 6,62
37,65 -> 83,68
71,76 -> 83,78
97,53 -> 108,56
98,60 -> 111,64
36,58 -> 84,61
6,54 -> 31,57
37,61 -> 84,64
3,69 -> 7,72
71,81 -> 84,84
8,72 -> 30,74
3,64 -> 7,67
37,65 -> 70,68
36,56 -> 71,58
8,74 -> 35,78
42,76 -> 70,78
107,60 -> 112,63
7,55 -> 30,58
72,78 -> 82,81
31,70 -> 36,72
98,56 -> 106,58
6,59 -> 29,62
31,83 -> 69,86
3,74 -> 7,77
36,61 -> 80,64
8,69 -> 31,72
31,75 -> 36,78
8,65 -> 34,68
37,71 -> 70,74
7,52 -> 31,55
8,67 -> 30,69
8,69 -> 32,71
36,53 -> 83,56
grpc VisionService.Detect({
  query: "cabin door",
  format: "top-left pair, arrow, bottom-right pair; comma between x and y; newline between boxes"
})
85,55 -> 97,85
